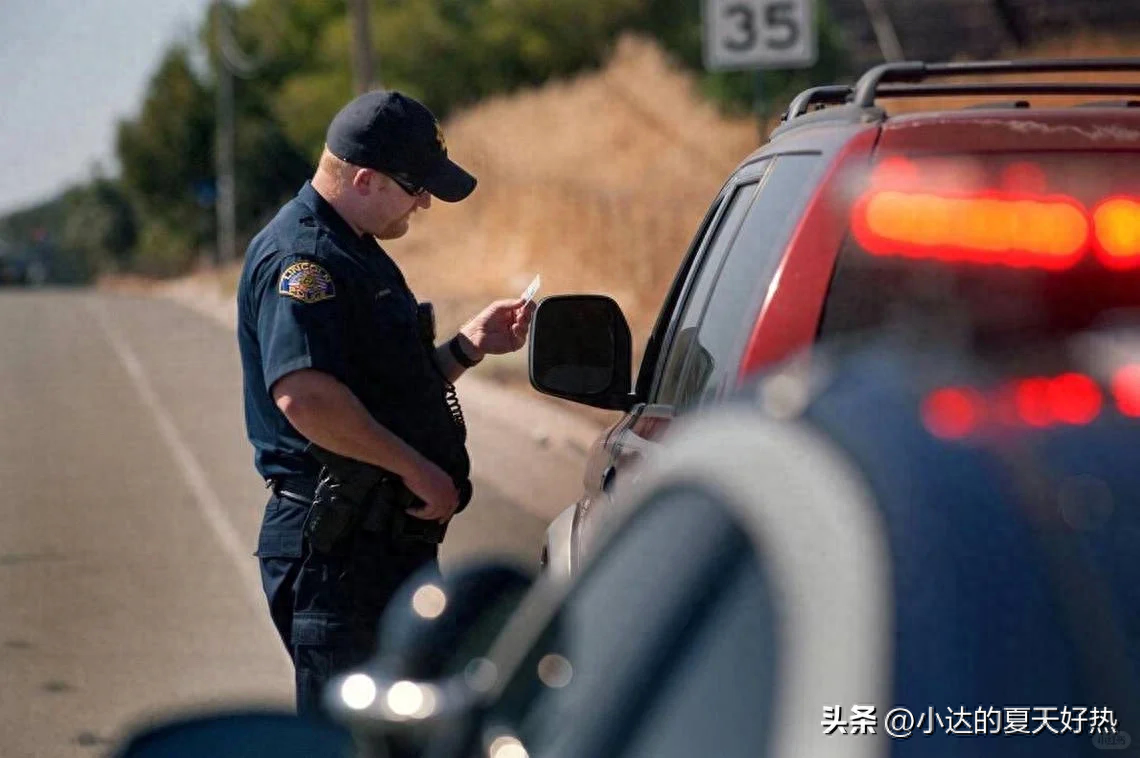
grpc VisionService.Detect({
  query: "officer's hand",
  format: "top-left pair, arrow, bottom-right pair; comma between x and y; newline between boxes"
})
403,458 -> 460,522
461,298 -> 536,357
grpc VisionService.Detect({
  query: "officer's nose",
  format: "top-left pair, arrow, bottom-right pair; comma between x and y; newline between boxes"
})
418,193 -> 432,210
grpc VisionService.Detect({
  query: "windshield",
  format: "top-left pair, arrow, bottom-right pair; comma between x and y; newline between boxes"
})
820,151 -> 1140,352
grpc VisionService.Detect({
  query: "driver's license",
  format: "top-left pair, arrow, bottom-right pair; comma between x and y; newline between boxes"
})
521,274 -> 541,306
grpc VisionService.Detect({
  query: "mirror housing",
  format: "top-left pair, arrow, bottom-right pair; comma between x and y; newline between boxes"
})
323,561 -> 534,754
114,711 -> 352,758
528,295 -> 635,411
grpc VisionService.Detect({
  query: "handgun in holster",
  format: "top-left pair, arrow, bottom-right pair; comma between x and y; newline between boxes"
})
303,444 -> 448,555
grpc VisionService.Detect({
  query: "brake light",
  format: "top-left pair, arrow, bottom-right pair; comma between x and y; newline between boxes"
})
1011,373 -> 1102,428
1045,373 -> 1103,425
1013,377 -> 1054,427
923,372 -> 1107,439
852,190 -> 1090,270
856,157 -> 1140,271
1092,197 -> 1140,270
922,388 -> 984,439
1111,365 -> 1140,417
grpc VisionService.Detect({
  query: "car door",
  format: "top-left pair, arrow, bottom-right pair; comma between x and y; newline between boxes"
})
574,162 -> 769,525
605,154 -> 827,492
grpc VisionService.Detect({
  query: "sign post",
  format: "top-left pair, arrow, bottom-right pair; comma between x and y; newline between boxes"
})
703,0 -> 818,129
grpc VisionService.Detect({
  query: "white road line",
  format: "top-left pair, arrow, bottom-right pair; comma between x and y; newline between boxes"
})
87,297 -> 268,617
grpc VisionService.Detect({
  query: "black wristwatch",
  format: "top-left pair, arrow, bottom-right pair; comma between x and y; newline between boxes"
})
448,335 -> 482,368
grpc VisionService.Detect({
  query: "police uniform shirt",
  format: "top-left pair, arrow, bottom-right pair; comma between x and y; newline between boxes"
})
237,182 -> 469,488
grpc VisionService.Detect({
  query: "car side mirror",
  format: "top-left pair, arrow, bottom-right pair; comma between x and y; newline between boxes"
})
113,711 -> 352,758
323,561 -> 534,754
528,295 -> 634,411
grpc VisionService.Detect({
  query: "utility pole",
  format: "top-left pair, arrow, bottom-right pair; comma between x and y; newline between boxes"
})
992,0 -> 1030,47
349,0 -> 376,93
213,1 -> 237,265
860,0 -> 905,62
753,71 -> 768,140
212,0 -> 272,264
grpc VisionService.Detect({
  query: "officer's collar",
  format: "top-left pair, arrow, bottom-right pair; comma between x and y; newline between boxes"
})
296,182 -> 376,257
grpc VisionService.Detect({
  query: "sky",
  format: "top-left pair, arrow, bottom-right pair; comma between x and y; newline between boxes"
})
0,0 -> 217,215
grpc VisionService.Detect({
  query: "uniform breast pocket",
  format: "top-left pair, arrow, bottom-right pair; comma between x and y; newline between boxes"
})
363,301 -> 432,391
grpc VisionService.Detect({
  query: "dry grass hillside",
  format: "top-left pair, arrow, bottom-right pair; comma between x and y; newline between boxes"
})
176,32 -> 1138,389
389,32 -> 1140,381
888,33 -> 1140,115
389,35 -> 760,352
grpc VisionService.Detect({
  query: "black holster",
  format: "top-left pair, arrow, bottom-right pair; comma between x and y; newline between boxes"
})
364,479 -> 449,545
302,446 -> 449,555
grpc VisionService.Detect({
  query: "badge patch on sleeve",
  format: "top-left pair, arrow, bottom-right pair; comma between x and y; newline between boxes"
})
278,261 -> 336,304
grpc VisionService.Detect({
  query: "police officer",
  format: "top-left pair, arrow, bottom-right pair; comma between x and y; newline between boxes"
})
236,90 -> 533,714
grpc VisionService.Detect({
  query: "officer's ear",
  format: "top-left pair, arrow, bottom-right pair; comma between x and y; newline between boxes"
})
350,167 -> 376,196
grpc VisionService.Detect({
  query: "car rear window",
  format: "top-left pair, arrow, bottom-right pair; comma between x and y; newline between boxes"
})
819,151 -> 1140,350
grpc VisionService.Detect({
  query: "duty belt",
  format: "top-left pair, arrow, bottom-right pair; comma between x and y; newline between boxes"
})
266,475 -> 317,506
273,472 -> 448,547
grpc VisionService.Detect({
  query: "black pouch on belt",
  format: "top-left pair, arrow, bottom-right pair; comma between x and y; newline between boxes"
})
302,470 -> 358,555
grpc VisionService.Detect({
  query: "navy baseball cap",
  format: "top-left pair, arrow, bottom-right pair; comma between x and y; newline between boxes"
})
326,90 -> 476,202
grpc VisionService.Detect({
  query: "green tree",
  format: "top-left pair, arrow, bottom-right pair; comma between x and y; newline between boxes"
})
5,0 -> 855,280
222,0 -> 353,162
58,177 -> 138,273
117,19 -> 310,273
116,45 -> 215,273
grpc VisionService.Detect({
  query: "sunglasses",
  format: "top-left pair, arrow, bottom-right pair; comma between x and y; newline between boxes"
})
385,171 -> 427,197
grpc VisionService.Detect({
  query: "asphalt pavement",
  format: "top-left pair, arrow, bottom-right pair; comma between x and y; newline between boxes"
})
0,289 -> 570,756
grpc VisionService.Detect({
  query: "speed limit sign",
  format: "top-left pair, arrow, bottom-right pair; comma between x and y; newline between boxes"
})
704,0 -> 817,71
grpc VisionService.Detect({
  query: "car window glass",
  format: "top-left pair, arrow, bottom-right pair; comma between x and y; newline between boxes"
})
654,179 -> 762,405
489,487 -> 771,758
675,153 -> 824,409
634,191 -> 727,399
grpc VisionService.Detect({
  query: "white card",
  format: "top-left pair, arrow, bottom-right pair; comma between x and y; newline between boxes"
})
521,274 -> 541,305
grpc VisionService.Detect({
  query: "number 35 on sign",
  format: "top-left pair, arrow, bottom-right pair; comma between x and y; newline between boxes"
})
703,0 -> 817,71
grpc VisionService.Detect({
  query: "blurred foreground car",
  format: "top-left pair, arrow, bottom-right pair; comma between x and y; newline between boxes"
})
116,333 -> 1140,758
530,57 -> 1140,577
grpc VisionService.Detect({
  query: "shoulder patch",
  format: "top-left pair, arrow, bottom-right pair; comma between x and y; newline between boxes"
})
278,260 -> 336,304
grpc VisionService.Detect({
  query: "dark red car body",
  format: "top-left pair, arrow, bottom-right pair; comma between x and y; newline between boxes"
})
534,60 -> 1140,575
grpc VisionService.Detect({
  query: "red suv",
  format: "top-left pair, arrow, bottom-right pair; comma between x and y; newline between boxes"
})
528,58 -> 1140,576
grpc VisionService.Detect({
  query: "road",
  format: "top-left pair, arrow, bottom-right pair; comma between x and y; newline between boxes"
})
0,289 -> 596,757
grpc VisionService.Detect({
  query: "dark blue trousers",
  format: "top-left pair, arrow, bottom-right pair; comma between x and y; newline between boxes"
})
256,493 -> 438,715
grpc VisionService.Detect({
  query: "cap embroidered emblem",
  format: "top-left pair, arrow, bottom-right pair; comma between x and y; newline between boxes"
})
278,260 -> 336,304
434,121 -> 447,152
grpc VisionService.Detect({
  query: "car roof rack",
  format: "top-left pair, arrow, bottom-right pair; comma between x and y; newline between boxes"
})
853,58 -> 1140,108
873,82 -> 1140,100
1072,99 -> 1140,109
960,100 -> 1030,109
784,85 -> 854,120
780,58 -> 1140,128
